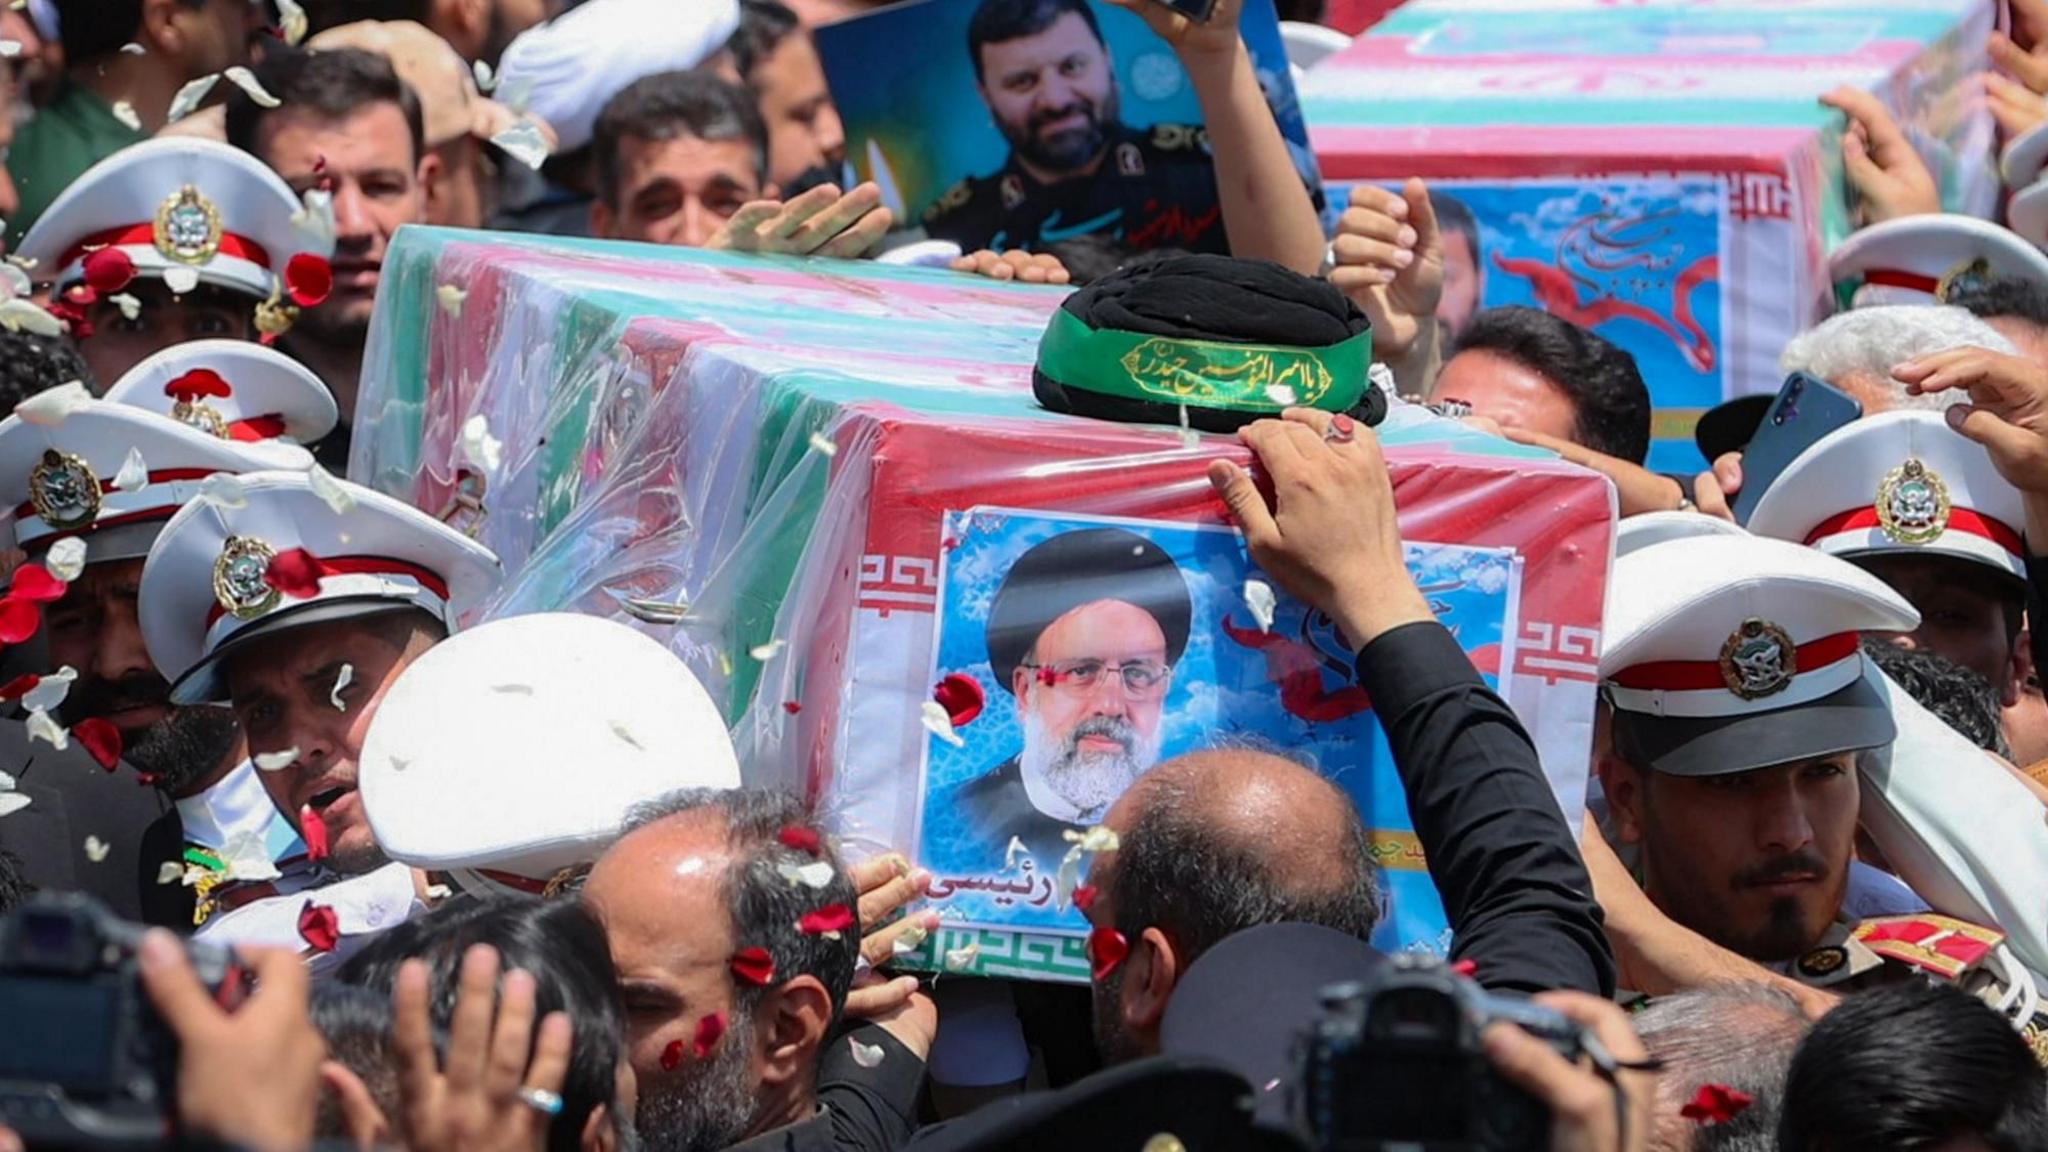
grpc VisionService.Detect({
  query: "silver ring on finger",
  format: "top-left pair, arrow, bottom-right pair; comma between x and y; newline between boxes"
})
518,1087 -> 564,1116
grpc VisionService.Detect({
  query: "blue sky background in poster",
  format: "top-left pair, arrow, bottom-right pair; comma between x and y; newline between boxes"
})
914,507 -> 1520,957
815,0 -> 1316,225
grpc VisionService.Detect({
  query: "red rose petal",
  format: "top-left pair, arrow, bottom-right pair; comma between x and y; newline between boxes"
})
660,1039 -> 685,1069
264,548 -> 324,600
1451,958 -> 1479,978
299,804 -> 330,862
11,564 -> 68,603
285,253 -> 333,307
297,901 -> 340,953
0,597 -> 41,645
73,718 -> 121,770
798,903 -> 855,936
777,826 -> 822,856
0,673 -> 40,700
692,1011 -> 727,1059
1088,925 -> 1128,981
1680,1084 -> 1754,1125
1071,884 -> 1098,912
82,248 -> 136,295
166,367 -> 232,400
782,701 -> 801,715
729,946 -> 776,987
933,673 -> 985,727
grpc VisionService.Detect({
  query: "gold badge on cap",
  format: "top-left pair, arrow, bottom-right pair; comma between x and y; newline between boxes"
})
28,449 -> 101,530
213,536 -> 280,620
170,400 -> 228,439
1875,457 -> 1951,545
1719,617 -> 1797,700
154,184 -> 223,265
1937,257 -> 1993,304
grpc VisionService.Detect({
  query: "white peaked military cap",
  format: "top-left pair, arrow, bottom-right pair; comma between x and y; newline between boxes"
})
1828,214 -> 2048,308
0,398 -> 302,561
1614,510 -> 1748,559
495,0 -> 739,153
15,138 -> 330,300
1747,411 -> 2025,582
1600,535 -> 1918,777
102,340 -> 338,463
2004,124 -> 2048,250
139,470 -> 502,705
359,612 -> 742,896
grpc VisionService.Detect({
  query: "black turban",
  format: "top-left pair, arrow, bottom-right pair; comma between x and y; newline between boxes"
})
986,527 -> 1192,695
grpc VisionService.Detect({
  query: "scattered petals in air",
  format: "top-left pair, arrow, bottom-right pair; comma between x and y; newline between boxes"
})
692,1011 -> 727,1059
1055,845 -> 1086,910
933,673 -> 984,728
221,830 -> 281,881
0,40 -> 20,57
264,548 -> 324,600
1681,1084 -> 1755,1125
0,598 -> 39,645
610,720 -> 644,750
799,904 -> 856,939
944,941 -> 979,970
776,859 -> 834,889
168,74 -> 220,122
44,537 -> 86,584
460,414 -> 502,472
253,747 -> 299,772
1088,925 -> 1129,981
1265,384 -> 1298,407
1243,579 -> 1276,633
1063,826 -> 1120,854
436,284 -> 467,317
849,1038 -> 886,1068
660,1040 -> 685,1070
472,59 -> 496,92
84,836 -> 109,863
73,718 -> 121,770
778,826 -> 822,855
782,700 -> 801,715
83,248 -> 136,295
0,298 -> 63,337
156,861 -> 184,885
292,188 -> 336,249
749,638 -> 786,662
223,66 -> 282,107
920,700 -> 965,747
892,921 -> 928,955
1003,835 -> 1028,872
489,119 -> 550,170
1073,883 -> 1099,911
13,380 -> 89,427
1177,405 -> 1199,450
197,473 -> 248,510
1451,958 -> 1479,978
300,804 -> 330,862
331,664 -> 353,711
297,901 -> 341,953
113,447 -> 149,492
20,668 -> 74,714
161,266 -> 201,295
0,793 -> 26,818
12,564 -> 65,604
729,946 -> 776,987
111,101 -> 141,130
424,883 -> 452,900
807,431 -> 837,457
274,0 -> 307,44
25,709 -> 66,751
307,465 -> 356,514
284,254 -> 333,307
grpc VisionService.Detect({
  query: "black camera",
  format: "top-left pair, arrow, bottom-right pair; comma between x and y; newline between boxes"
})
0,893 -> 250,1148
1296,954 -> 1584,1151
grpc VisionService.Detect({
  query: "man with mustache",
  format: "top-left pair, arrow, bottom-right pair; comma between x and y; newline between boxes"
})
959,525 -> 1190,867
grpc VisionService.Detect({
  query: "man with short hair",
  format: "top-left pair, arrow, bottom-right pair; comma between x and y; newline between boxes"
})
225,46 -> 437,461
1777,305 -> 2017,414
1631,984 -> 1806,1152
1432,305 -> 1653,464
11,0 -> 256,244
729,0 -> 845,193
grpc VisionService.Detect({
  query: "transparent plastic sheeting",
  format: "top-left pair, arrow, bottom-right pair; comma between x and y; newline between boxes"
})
355,229 -> 1613,983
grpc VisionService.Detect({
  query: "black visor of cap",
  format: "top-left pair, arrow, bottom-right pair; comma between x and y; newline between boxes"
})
1609,672 -> 1896,777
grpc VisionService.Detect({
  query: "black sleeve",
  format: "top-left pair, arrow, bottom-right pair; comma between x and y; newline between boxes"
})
818,1022 -> 925,1152
2028,553 -> 2048,684
1352,621 -> 1616,997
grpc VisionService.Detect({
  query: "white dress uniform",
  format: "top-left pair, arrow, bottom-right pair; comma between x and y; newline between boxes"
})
1827,213 -> 2048,309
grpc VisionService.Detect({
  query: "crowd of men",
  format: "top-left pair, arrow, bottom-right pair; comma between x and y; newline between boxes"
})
5,0 -> 2048,1148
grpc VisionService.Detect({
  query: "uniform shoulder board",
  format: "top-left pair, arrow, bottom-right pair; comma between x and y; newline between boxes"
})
1149,123 -> 1212,154
1851,914 -> 2005,980
923,179 -> 974,222
1791,921 -> 1883,988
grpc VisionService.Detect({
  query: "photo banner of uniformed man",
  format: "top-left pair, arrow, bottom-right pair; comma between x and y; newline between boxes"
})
910,506 -> 1525,980
814,0 -> 1320,256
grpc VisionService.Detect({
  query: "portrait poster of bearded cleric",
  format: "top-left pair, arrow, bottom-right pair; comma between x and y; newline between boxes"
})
914,507 -> 1525,958
814,0 -> 1320,257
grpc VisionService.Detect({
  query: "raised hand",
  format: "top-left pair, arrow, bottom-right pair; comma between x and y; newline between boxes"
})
1820,87 -> 1940,223
708,183 -> 894,260
391,946 -> 574,1152
1330,179 -> 1444,366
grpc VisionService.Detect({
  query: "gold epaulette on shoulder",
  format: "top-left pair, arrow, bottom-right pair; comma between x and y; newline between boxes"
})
1851,914 -> 2006,980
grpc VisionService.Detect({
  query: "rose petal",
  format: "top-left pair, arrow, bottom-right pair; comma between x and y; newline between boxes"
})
0,597 -> 41,645
297,901 -> 341,952
782,700 -> 802,714
0,298 -> 63,338
1003,835 -> 1028,871
488,119 -> 550,170
82,248 -> 136,295
1265,384 -> 1298,407
299,804 -> 329,861
920,700 -> 964,747
798,903 -> 855,937
253,746 -> 299,772
44,537 -> 86,583
460,414 -> 502,473
111,447 -> 148,493
168,74 -> 220,122
1244,579 -> 1277,633
1072,884 -> 1099,912
933,673 -> 984,727
749,638 -> 785,661
849,1038 -> 885,1068
730,946 -> 776,987
692,1011 -> 727,1059
891,922 -> 927,955
943,942 -> 979,970
331,664 -> 353,711
472,59 -> 496,92
610,720 -> 644,750
24,709 -> 65,751
11,564 -> 66,603
223,66 -> 282,107
284,253 -> 332,307
111,101 -> 141,130
1063,826 -> 1120,853
22,669 -> 75,715
157,861 -> 184,884
660,1040 -> 685,1070
13,379 -> 91,425
264,548 -> 324,600
274,0 -> 307,44
221,830 -> 280,881
0,793 -> 27,817
776,860 -> 834,889
0,673 -> 35,701
161,266 -> 200,295
1177,404 -> 1199,450
292,188 -> 336,249
197,473 -> 248,510
1087,926 -> 1129,981
308,465 -> 356,514
84,835 -> 109,862
73,718 -> 121,770
437,284 -> 467,317
777,826 -> 822,855
105,291 -> 138,321
167,367 -> 231,399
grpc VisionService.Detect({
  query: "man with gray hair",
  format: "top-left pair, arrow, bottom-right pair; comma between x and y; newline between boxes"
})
1778,305 -> 2017,414
1632,984 -> 1807,1152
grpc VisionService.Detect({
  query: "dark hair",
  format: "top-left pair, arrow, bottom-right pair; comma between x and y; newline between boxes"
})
591,70 -> 768,208
619,787 -> 858,1026
308,983 -> 403,1144
1109,757 -> 1381,969
54,0 -> 206,63
1450,306 -> 1652,463
1778,981 -> 2048,1152
967,0 -> 1105,84
0,849 -> 28,916
730,0 -> 802,81
1947,273 -> 2048,329
225,46 -> 425,164
1860,638 -> 2011,758
336,894 -> 627,1152
1633,984 -> 1806,1152
0,330 -> 96,412
1433,192 -> 1479,260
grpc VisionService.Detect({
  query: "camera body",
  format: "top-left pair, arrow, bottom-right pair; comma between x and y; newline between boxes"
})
0,893 -> 249,1148
1297,953 -> 1583,1152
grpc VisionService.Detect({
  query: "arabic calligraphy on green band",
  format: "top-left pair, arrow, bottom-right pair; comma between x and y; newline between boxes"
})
1037,309 -> 1373,414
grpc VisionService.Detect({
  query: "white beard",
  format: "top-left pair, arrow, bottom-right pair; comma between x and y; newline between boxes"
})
1018,708 -> 1162,821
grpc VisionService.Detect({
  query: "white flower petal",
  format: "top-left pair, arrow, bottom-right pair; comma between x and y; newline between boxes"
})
223,66 -> 281,108
610,719 -> 643,750
0,298 -> 64,338
197,472 -> 247,509
113,447 -> 149,493
749,639 -> 786,662
25,709 -> 67,751
1243,579 -> 1276,633
292,188 -> 336,249
424,882 -> 453,900
891,922 -> 927,955
43,537 -> 86,583
111,101 -> 141,130
161,266 -> 200,295
921,700 -> 964,747
460,413 -> 503,473
436,284 -> 467,317
498,74 -> 534,113
472,58 -> 496,92
110,292 -> 142,321
22,668 -> 76,714
1062,825 -> 1120,853
1265,384 -> 1298,407
157,861 -> 184,884
118,42 -> 145,56
491,683 -> 532,695
0,262 -> 31,297
791,861 -> 834,889
1177,404 -> 1199,450
220,830 -> 280,882
488,119 -> 550,170
849,1038 -> 886,1068
0,40 -> 22,57
84,836 -> 108,862
307,465 -> 356,514
0,769 -> 13,791
1003,835 -> 1028,872
253,747 -> 300,772
1054,845 -> 1084,909
943,942 -> 979,970
331,664 -> 353,711
168,74 -> 220,123
15,380 -> 91,426
0,792 -> 28,818
808,431 -> 838,457
274,0 -> 307,45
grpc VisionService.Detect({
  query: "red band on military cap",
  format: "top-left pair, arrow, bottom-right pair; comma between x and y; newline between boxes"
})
475,868 -> 548,894
61,225 -> 274,274
1861,268 -> 1941,295
11,466 -> 221,522
1805,506 -> 2024,557
227,416 -> 288,442
201,554 -> 451,627
1610,631 -> 1860,692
